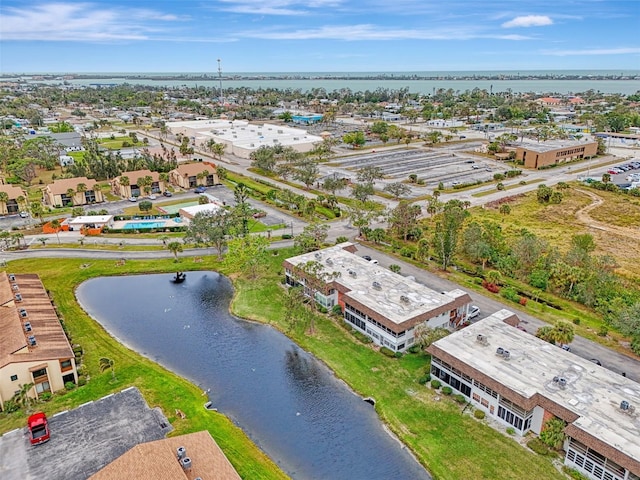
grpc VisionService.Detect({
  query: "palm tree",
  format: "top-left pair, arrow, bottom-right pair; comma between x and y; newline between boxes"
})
50,219 -> 61,244
16,195 -> 26,212
37,237 -> 48,247
119,176 -> 130,197
551,321 -> 575,346
15,382 -> 35,411
99,357 -> 116,381
66,188 -> 76,206
167,241 -> 183,261
0,191 -> 8,214
30,202 -> 44,223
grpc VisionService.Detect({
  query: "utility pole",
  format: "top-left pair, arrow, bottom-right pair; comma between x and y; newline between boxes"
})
217,59 -> 224,106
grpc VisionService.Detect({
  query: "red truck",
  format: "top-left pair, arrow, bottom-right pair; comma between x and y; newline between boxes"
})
28,412 -> 50,445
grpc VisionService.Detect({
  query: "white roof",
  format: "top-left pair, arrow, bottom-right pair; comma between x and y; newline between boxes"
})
432,311 -> 640,465
179,203 -> 222,217
67,215 -> 113,224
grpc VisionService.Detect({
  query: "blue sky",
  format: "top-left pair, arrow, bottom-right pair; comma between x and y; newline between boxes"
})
0,0 -> 638,73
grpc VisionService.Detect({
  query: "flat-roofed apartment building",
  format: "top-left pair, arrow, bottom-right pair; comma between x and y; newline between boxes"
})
0,272 -> 77,410
284,243 -> 472,352
515,140 -> 598,169
427,310 -> 640,480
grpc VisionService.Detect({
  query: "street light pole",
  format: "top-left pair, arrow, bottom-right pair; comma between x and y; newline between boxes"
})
290,222 -> 294,237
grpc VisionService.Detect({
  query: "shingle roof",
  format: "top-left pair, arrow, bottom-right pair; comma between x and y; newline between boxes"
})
46,177 -> 97,195
89,431 -> 242,480
0,183 -> 26,199
119,169 -> 159,184
171,162 -> 217,177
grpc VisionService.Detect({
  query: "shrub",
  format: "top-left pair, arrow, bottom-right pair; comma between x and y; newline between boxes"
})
454,394 -> 466,404
2,399 -> 20,413
281,234 -> 293,240
335,236 -> 348,244
506,427 -> 516,435
399,247 -> 415,258
430,379 -> 442,389
500,286 -> 520,303
77,377 -> 87,387
598,326 -> 608,337
441,386 -> 453,395
39,392 -> 52,402
474,409 -> 485,419
527,438 -> 550,455
65,381 -> 76,391
482,280 -> 500,293
389,264 -> 401,274
318,306 -> 328,314
573,318 -> 581,325
519,297 -> 528,306
418,374 -> 431,385
562,466 -> 591,480
394,351 -> 403,358
332,305 -> 343,316
407,345 -> 421,354
631,336 -> 640,355
380,346 -> 396,357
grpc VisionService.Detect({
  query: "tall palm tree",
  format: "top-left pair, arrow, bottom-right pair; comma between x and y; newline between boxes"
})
99,357 -> 116,381
0,191 -> 9,214
66,188 -> 76,206
50,219 -> 61,244
119,176 -> 130,197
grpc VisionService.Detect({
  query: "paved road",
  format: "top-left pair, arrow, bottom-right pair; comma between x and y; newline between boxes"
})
355,243 -> 640,382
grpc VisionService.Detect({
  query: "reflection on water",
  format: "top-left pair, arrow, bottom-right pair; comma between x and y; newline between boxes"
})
77,272 -> 431,480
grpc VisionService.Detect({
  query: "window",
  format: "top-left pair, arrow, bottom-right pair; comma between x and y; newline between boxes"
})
60,359 -> 73,371
35,381 -> 51,394
32,368 -> 47,379
10,374 -> 18,381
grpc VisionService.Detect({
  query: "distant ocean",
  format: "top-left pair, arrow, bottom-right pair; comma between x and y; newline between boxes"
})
2,70 -> 639,95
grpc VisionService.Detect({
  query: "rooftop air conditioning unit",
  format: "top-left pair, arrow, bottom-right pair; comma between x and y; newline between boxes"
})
12,284 -> 19,291
348,269 -> 356,277
28,335 -> 37,346
620,400 -> 631,411
24,322 -> 32,332
372,281 -> 382,290
400,295 -> 410,303
502,350 -> 511,360
278,130 -> 283,134
9,274 -> 16,281
19,309 -> 28,318
496,347 -> 504,356
558,377 -> 567,388
314,253 -> 321,259
325,258 -> 333,265
180,457 -> 192,470
15,293 -> 23,302
476,334 -> 488,345
177,446 -> 186,460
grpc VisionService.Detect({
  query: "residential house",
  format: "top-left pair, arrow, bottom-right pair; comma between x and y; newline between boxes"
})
427,311 -> 640,480
169,162 -> 219,190
0,184 -> 27,215
89,430 -> 242,480
44,177 -> 104,207
112,170 -> 164,198
0,272 -> 77,411
284,243 -> 472,352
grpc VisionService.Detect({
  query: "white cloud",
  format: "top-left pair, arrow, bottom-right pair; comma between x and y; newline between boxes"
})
543,47 -> 640,56
240,24 -> 531,41
502,15 -> 553,28
0,2 -> 184,41
217,0 -> 343,16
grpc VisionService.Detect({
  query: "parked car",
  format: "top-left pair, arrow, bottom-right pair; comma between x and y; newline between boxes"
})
162,191 -> 173,197
607,170 -> 619,175
561,345 -> 571,352
148,194 -> 157,200
467,305 -> 481,320
252,210 -> 266,218
19,211 -> 29,218
194,186 -> 207,193
590,358 -> 602,366
28,412 -> 50,446
128,196 -> 138,202
472,165 -> 480,169
362,255 -> 372,261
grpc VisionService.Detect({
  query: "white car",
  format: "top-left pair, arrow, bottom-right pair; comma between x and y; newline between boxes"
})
467,305 -> 481,320
148,194 -> 157,200
19,211 -> 29,218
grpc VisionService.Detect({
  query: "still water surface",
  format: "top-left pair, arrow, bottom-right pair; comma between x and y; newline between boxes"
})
76,272 -> 431,480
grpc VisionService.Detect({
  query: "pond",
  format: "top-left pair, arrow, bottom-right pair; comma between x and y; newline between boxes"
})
76,271 -> 431,480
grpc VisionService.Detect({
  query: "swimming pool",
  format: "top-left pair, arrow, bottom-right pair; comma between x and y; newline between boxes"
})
123,221 -> 166,230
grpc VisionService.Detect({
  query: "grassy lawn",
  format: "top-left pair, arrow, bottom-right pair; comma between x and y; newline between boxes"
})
0,257 -> 288,480
471,178 -> 543,197
97,136 -> 145,150
0,250 -> 565,480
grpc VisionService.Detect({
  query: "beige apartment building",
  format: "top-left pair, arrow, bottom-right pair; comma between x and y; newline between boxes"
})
169,162 -> 219,190
0,272 -> 77,411
44,177 -> 104,207
111,169 -> 164,198
0,183 -> 27,215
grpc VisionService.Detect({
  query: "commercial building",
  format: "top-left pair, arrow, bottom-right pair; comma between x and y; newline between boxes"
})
515,140 -> 598,169
90,430 -> 241,480
166,119 -> 323,159
284,243 -> 472,352
44,176 -> 104,207
0,272 -> 77,411
427,311 -> 640,480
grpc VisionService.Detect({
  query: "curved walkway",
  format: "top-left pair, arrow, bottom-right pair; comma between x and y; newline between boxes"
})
574,188 -> 640,239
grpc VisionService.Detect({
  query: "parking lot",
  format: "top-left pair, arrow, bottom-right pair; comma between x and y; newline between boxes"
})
0,387 -> 172,480
331,146 -> 502,188
607,159 -> 640,188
